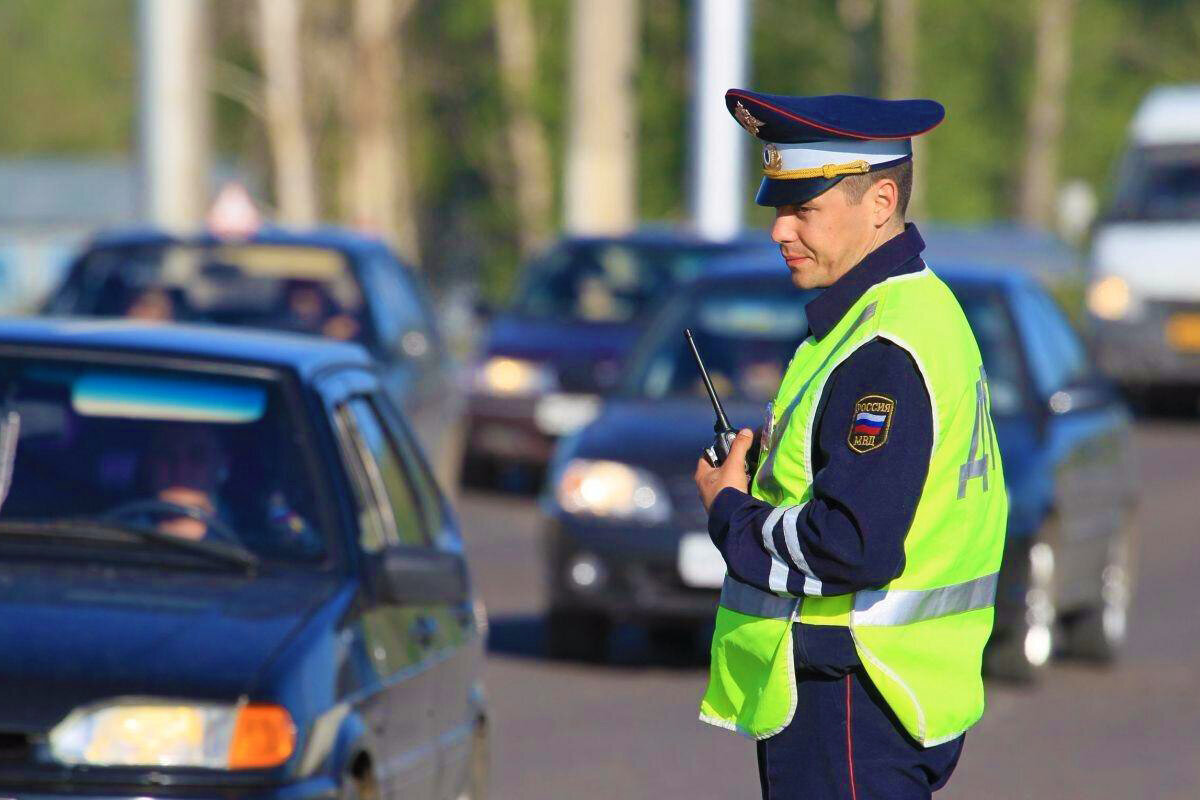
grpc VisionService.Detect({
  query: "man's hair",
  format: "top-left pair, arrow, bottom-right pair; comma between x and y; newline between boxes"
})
839,160 -> 913,218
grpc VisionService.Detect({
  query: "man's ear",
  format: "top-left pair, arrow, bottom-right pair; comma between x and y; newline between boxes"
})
871,178 -> 900,228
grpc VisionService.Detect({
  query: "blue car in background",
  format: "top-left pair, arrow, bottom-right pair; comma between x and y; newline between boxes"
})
0,320 -> 486,799
541,255 -> 1138,680
42,227 -> 465,495
466,230 -> 764,480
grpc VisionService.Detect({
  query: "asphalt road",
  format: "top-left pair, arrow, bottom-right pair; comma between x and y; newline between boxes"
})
459,421 -> 1200,800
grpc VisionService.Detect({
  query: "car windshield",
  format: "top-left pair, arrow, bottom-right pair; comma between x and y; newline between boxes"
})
54,243 -> 369,343
511,241 -> 720,323
626,283 -> 812,404
1110,144 -> 1200,221
627,276 -> 1028,416
0,357 -> 327,563
945,281 -> 1026,417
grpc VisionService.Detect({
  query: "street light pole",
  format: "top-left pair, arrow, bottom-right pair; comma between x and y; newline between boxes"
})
691,0 -> 749,241
137,0 -> 210,231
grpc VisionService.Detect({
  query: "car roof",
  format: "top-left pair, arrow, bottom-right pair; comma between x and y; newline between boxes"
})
694,251 -> 1032,293
1130,84 -> 1200,146
551,227 -> 768,250
0,317 -> 372,380
83,225 -> 395,260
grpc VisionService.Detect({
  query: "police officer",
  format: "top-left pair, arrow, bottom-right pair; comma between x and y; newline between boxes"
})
692,90 -> 1007,799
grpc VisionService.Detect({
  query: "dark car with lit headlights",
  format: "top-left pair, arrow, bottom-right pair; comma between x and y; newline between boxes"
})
43,227 -> 464,493
466,231 -> 764,477
541,256 -> 1138,679
0,319 -> 486,799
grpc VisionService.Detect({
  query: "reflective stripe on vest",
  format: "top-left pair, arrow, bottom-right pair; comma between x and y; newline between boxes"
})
851,572 -> 998,626
719,576 -> 798,620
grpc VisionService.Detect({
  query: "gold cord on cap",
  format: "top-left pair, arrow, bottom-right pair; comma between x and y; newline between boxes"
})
762,158 -> 872,180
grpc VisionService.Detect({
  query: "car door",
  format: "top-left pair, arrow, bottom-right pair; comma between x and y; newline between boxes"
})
360,253 -> 465,493
1009,282 -> 1135,611
374,392 -> 480,798
332,394 -> 441,800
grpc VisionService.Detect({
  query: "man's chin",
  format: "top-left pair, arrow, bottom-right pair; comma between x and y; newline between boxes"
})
788,269 -> 817,290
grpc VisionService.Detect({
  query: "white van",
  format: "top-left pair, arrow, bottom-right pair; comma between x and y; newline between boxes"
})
1087,85 -> 1200,406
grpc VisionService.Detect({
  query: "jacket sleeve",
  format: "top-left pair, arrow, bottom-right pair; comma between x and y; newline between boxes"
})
708,338 -> 933,597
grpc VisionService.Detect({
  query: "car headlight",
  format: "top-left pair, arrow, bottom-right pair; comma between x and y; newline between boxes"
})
49,700 -> 295,769
1087,275 -> 1140,321
555,459 -> 671,523
475,356 -> 557,396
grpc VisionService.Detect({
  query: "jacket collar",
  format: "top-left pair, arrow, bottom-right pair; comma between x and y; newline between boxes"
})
804,223 -> 926,341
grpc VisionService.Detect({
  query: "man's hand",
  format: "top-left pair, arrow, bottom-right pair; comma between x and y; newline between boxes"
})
694,428 -> 754,513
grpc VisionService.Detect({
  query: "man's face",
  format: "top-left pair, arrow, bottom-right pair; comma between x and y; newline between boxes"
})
770,184 -> 878,290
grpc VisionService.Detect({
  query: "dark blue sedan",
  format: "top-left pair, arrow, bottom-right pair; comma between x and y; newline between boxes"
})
466,230 -> 763,476
0,320 -> 486,798
541,256 -> 1138,680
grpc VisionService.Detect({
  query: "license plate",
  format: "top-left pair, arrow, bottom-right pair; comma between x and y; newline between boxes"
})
1165,313 -> 1200,352
678,532 -> 726,588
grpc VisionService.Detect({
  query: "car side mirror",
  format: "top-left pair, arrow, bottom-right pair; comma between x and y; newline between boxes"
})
368,547 -> 468,605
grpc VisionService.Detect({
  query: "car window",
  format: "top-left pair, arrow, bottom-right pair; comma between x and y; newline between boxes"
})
0,358 -> 329,562
511,242 -> 718,323
1110,144 -> 1200,221
1010,284 -> 1090,397
360,255 -> 434,359
52,243 -> 370,345
624,282 -> 812,404
332,405 -> 392,554
372,394 -> 450,543
344,397 -> 430,548
946,283 -> 1029,417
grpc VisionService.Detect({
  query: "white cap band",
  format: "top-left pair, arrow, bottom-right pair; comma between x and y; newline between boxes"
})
763,138 -> 912,173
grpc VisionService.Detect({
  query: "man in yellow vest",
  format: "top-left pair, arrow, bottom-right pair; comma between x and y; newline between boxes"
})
693,90 -> 1007,799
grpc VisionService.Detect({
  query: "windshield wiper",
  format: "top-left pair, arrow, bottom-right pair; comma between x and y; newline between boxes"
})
0,519 -> 260,571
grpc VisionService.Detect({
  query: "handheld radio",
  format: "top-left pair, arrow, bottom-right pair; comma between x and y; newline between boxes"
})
684,328 -> 739,468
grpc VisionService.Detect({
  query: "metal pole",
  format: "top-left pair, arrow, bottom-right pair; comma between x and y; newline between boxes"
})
138,0 -> 210,230
691,0 -> 749,241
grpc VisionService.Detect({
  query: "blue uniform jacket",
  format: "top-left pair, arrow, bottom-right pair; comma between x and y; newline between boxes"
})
708,225 -> 934,676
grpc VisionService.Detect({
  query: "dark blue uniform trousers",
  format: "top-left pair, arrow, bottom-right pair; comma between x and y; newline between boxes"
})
756,667 -> 964,799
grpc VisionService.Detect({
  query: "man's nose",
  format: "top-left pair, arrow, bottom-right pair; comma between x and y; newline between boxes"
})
771,214 -> 796,244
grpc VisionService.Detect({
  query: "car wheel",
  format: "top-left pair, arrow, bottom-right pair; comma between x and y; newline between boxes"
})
985,540 -> 1056,682
546,608 -> 611,662
1063,526 -> 1136,663
458,717 -> 490,800
337,755 -> 379,800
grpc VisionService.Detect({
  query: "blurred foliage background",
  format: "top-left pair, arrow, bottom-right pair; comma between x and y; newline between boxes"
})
1,0 -> 1199,299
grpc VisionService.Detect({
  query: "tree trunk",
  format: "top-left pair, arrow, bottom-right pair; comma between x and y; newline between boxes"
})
879,0 -> 926,220
564,0 -> 638,235
256,0 -> 317,226
1018,0 -> 1076,229
344,0 -> 421,264
493,0 -> 554,256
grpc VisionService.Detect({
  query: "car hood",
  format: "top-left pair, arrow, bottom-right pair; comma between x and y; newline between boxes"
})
0,563 -> 343,732
1091,222 -> 1200,300
483,314 -> 645,393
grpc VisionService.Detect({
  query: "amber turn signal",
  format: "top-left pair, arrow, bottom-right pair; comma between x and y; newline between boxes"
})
228,704 -> 296,769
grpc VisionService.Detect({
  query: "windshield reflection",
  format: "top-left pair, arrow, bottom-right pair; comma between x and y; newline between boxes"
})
0,358 -> 326,562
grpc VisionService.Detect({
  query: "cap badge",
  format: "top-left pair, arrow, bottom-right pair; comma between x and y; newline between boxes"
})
763,144 -> 783,171
734,101 -> 765,135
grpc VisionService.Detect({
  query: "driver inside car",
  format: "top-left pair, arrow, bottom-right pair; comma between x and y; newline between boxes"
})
142,424 -> 231,541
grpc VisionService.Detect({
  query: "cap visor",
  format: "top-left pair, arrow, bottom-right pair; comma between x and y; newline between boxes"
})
755,175 -> 843,207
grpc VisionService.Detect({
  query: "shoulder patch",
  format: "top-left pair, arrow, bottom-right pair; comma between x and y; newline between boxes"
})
847,394 -> 895,454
